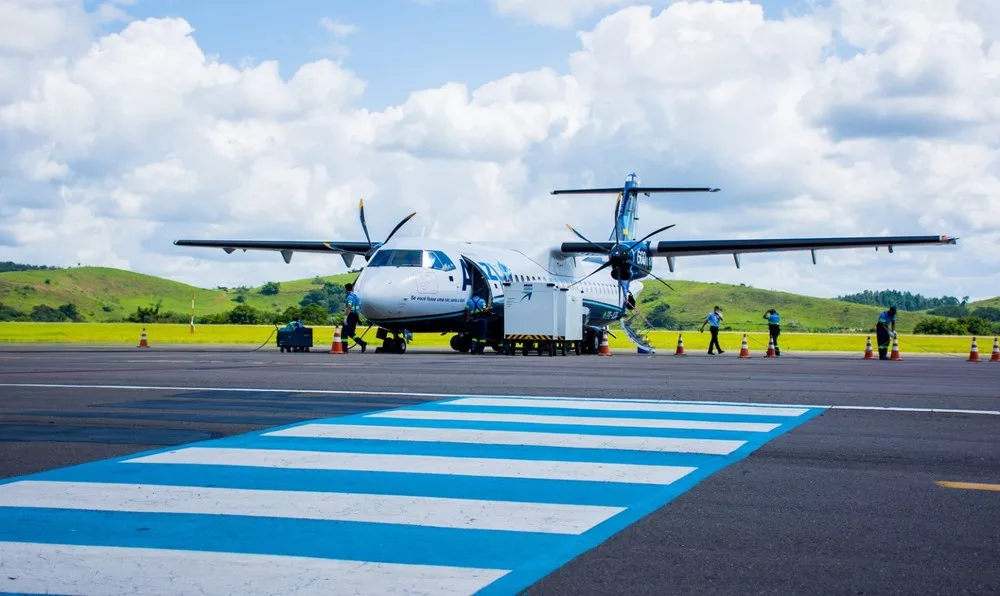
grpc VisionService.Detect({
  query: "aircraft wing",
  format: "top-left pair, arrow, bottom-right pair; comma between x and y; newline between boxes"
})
559,235 -> 957,268
173,239 -> 374,267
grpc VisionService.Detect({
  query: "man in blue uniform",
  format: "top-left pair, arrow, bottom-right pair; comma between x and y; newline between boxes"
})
763,309 -> 781,356
699,306 -> 724,355
465,294 -> 488,354
876,306 -> 897,360
342,283 -> 367,353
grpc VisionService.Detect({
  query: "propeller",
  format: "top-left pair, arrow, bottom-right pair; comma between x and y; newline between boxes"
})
357,199 -> 417,260
567,191 -> 679,316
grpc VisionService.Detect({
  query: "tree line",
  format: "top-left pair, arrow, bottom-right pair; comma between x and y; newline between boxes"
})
837,290 -> 968,311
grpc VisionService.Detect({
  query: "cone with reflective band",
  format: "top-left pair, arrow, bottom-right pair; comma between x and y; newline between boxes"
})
674,333 -> 686,356
598,330 -> 612,356
991,337 -> 1000,362
968,337 -> 980,362
738,334 -> 751,359
765,336 -> 776,358
329,325 -> 344,354
890,335 -> 902,361
138,328 -> 150,348
863,336 -> 875,360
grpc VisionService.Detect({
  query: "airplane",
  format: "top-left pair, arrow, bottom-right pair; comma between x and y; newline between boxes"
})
174,172 -> 957,354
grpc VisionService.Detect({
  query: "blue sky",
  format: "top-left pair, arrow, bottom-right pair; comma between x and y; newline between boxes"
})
116,0 -> 817,109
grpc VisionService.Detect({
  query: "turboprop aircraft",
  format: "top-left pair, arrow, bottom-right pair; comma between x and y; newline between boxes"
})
174,172 -> 956,354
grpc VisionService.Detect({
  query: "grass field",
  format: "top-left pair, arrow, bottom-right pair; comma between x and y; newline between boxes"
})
0,322 -> 989,355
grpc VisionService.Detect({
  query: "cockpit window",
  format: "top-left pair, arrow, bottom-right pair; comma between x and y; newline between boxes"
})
366,249 -> 456,271
389,250 -> 423,267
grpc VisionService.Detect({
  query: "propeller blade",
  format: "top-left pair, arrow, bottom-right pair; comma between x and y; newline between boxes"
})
635,264 -> 675,291
358,199 -> 372,249
566,224 -> 611,254
383,212 -> 417,246
613,193 -> 622,245
633,224 -> 676,246
569,261 -> 612,287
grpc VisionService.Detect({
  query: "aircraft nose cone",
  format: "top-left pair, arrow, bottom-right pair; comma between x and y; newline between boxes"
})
358,279 -> 406,320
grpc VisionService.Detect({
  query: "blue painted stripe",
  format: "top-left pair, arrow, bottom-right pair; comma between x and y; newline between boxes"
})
27,463 -> 659,507
208,435 -> 721,468
410,402 -> 811,424
339,414 -> 775,440
0,508 -> 562,570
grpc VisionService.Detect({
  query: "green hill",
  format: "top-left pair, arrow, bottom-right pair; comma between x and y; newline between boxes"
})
0,267 -> 358,322
970,297 -> 1000,310
633,280 -> 932,333
0,265 -> 975,333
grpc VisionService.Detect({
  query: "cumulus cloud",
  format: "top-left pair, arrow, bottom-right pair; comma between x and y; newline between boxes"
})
491,0 -> 630,27
0,0 -> 996,301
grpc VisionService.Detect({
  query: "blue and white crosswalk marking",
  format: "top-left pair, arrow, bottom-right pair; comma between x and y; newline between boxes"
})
0,395 -> 825,595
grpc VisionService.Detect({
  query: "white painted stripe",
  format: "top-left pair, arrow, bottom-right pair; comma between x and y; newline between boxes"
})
3,384 -> 996,416
0,480 -> 622,535
125,447 -> 696,485
366,409 -> 780,433
264,423 -> 745,455
0,542 -> 508,596
445,397 -> 810,417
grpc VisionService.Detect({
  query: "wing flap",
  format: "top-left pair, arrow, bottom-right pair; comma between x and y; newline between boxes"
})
652,235 -> 956,257
173,240 -> 373,255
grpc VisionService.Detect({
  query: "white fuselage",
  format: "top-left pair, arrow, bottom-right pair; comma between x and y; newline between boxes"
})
353,237 -> 632,333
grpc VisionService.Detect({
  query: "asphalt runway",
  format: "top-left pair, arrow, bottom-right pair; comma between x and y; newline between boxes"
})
0,345 -> 998,595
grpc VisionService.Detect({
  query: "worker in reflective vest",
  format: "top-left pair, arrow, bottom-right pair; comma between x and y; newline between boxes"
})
763,309 -> 781,356
342,283 -> 367,353
465,294 -> 488,354
876,306 -> 897,360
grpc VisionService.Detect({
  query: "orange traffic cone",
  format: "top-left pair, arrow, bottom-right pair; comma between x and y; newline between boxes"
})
674,333 -> 686,356
138,328 -> 150,348
991,338 -> 1000,362
890,335 -> 902,361
765,336 -> 776,358
598,330 -> 612,357
738,334 -> 751,359
968,337 -> 980,362
863,336 -> 876,360
329,325 -> 344,354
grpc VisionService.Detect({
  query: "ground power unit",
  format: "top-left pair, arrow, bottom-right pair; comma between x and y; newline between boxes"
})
501,282 -> 585,356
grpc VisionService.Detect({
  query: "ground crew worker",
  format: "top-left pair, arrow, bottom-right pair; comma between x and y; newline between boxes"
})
342,283 -> 367,353
465,294 -> 488,354
875,306 -> 897,360
763,309 -> 781,356
699,306 -> 724,355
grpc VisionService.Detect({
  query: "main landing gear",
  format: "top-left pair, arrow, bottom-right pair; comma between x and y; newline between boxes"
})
450,332 -> 502,354
374,328 -> 409,354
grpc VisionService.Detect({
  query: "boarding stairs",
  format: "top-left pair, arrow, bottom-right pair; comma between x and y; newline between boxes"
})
620,309 -> 656,354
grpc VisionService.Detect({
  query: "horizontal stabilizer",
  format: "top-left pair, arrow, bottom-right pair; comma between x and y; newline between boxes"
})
551,187 -> 720,195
